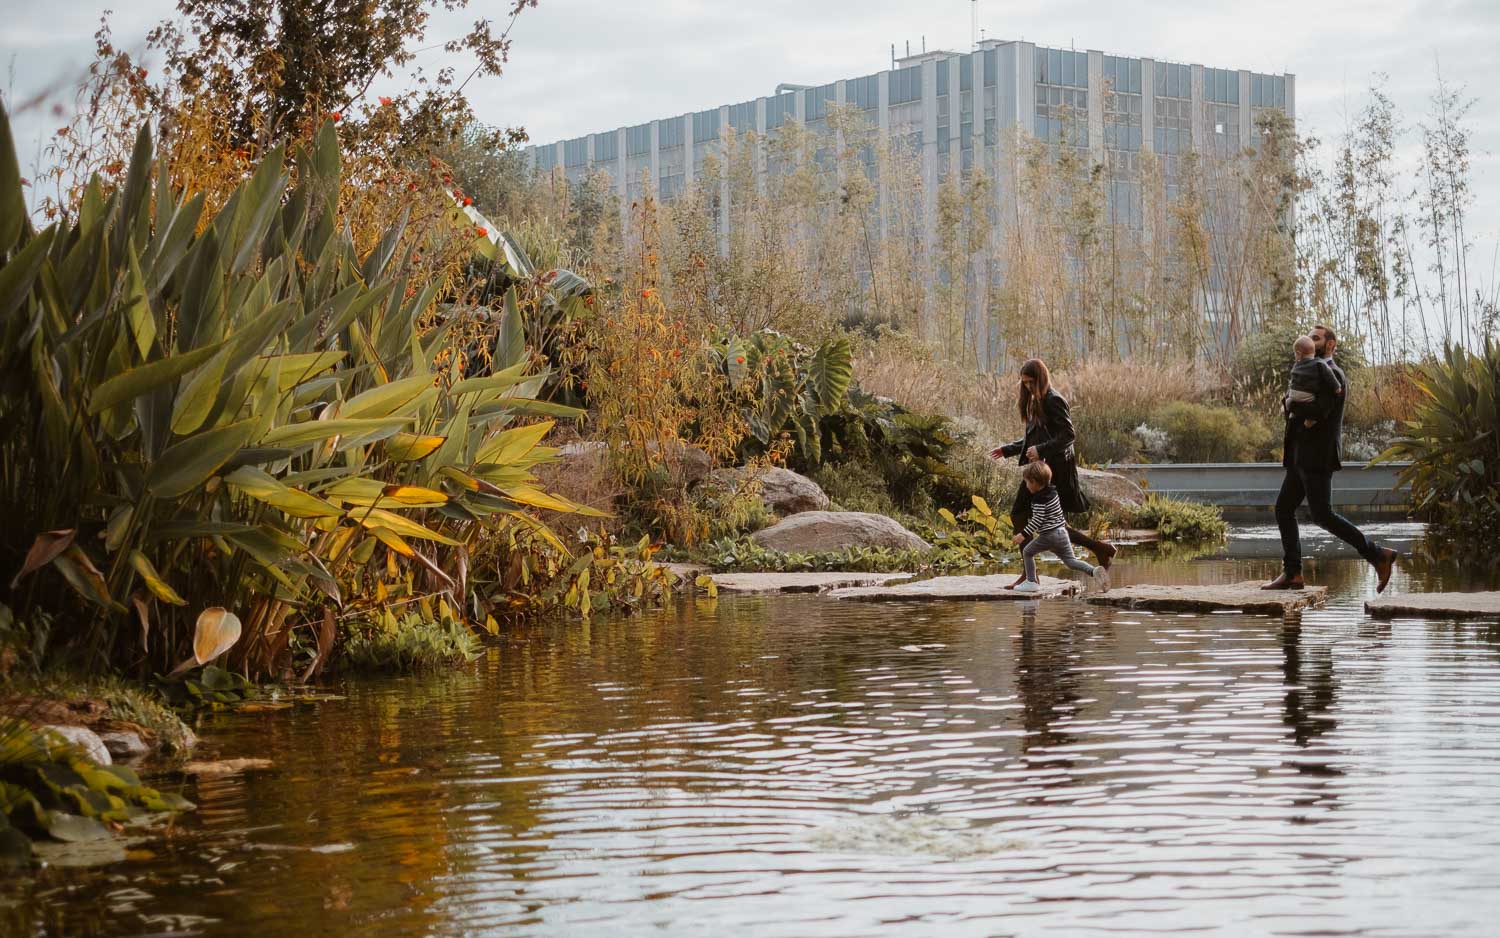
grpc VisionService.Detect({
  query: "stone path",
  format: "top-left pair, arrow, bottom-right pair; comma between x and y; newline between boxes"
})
1086,581 -> 1326,615
1366,592 -> 1500,620
709,572 -> 909,594
830,574 -> 1080,602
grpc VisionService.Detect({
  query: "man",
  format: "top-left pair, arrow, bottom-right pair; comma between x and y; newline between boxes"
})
1263,324 -> 1399,593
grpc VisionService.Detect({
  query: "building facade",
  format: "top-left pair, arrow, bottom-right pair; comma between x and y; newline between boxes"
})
524,39 -> 1294,251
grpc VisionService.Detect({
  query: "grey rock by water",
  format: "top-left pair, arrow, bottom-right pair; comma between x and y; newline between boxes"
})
1077,468 -> 1146,511
751,511 -> 931,553
711,466 -> 830,516
41,725 -> 111,765
99,731 -> 150,760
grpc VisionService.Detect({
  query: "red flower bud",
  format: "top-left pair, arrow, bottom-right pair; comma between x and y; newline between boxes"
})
379,96 -> 393,106
476,226 -> 488,237
735,356 -> 745,364
330,111 -> 342,122
462,196 -> 473,206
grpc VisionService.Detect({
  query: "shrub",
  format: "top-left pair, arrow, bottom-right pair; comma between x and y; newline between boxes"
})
1121,494 -> 1228,543
1149,402 -> 1276,463
1378,341 -> 1500,546
341,610 -> 480,674
1055,360 -> 1214,466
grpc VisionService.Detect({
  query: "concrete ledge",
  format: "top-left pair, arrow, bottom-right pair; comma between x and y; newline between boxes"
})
830,574 -> 1080,602
1087,581 -> 1326,615
1366,592 -> 1500,619
710,572 -> 909,594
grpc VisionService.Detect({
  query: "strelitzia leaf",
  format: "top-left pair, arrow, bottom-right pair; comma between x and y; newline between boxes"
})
145,418 -> 259,497
349,507 -> 460,546
88,343 -> 224,415
192,607 -> 241,665
128,550 -> 188,606
260,417 -> 410,447
384,432 -> 446,461
475,420 -> 553,465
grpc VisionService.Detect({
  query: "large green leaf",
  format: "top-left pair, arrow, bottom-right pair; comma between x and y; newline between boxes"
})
0,103 -> 26,252
340,374 -> 434,419
145,418 -> 259,497
260,416 -> 411,447
475,420 -> 553,465
88,343 -> 224,415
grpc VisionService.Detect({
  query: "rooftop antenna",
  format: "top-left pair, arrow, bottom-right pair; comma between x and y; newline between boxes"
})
891,43 -> 896,69
971,0 -> 979,51
922,35 -> 926,53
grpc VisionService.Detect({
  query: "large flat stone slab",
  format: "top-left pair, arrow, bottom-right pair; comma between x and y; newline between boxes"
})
710,572 -> 909,594
1086,581 -> 1326,615
830,574 -> 1080,602
1365,592 -> 1500,619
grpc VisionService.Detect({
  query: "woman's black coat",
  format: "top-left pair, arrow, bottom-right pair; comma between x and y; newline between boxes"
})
999,388 -> 1090,515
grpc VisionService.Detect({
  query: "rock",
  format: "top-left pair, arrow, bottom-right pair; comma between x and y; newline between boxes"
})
711,572 -> 908,594
1087,581 -> 1326,615
751,511 -> 932,554
1078,468 -> 1146,512
41,725 -> 111,765
831,574 -> 1080,602
710,466 -> 830,516
99,731 -> 149,761
182,758 -> 274,775
1366,592 -> 1500,619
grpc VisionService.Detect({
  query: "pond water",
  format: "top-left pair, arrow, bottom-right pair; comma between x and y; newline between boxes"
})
7,523 -> 1500,937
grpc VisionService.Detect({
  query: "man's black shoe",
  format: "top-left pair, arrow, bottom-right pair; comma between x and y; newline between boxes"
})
1261,572 -> 1305,590
1372,547 -> 1399,594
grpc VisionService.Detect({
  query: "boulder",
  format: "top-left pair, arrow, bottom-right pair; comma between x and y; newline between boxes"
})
41,725 -> 111,765
99,731 -> 149,761
710,466 -> 829,516
751,511 -> 931,554
1078,468 -> 1146,512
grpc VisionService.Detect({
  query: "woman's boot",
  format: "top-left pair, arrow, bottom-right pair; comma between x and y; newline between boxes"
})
1066,526 -> 1118,569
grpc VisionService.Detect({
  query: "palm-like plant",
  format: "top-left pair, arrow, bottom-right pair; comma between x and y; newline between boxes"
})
0,106 -> 597,675
1376,340 -> 1500,546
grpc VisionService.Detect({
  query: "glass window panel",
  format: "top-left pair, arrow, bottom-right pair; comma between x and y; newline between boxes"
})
1130,59 -> 1141,94
1062,51 -> 1075,87
985,48 -> 997,86
1049,49 -> 1062,83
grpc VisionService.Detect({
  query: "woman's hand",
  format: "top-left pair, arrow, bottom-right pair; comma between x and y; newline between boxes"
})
989,446 -> 1006,460
1011,533 -> 1026,545
1025,446 -> 1040,462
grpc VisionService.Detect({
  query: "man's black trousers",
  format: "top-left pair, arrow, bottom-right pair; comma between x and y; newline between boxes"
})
1274,467 -> 1378,575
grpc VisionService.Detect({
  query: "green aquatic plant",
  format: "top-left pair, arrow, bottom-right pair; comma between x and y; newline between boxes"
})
341,608 -> 480,674
1119,493 -> 1229,543
0,717 -> 193,866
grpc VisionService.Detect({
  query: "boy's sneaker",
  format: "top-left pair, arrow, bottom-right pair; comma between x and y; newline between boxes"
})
1012,580 -> 1042,594
1091,567 -> 1111,593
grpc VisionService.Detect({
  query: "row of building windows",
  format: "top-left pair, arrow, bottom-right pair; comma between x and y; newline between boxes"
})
593,131 -> 617,162
1154,62 -> 1192,101
563,137 -> 588,167
847,74 -> 879,110
804,83 -> 836,123
693,108 -> 719,144
889,65 -> 922,105
1035,47 -> 1089,88
626,123 -> 650,157
1102,55 -> 1143,95
1249,73 -> 1287,108
766,92 -> 796,130
1204,67 -> 1239,104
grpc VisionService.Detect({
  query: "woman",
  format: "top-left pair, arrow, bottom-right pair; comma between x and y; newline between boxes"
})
990,358 -> 1117,584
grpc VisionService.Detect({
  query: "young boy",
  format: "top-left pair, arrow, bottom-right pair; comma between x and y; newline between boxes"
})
1284,334 -> 1342,426
1009,461 -> 1109,594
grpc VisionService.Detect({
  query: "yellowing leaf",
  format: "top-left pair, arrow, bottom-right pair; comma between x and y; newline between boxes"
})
128,551 -> 187,606
351,508 -> 460,546
384,432 -> 446,461
368,527 -> 414,557
379,485 -> 448,507
972,495 -> 992,517
193,607 -> 242,665
475,420 -> 553,465
503,485 -> 609,517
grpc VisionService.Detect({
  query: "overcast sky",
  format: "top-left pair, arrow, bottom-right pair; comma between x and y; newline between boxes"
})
5,0 -> 1500,258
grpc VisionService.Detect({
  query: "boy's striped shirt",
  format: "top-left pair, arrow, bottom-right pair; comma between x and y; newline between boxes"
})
1023,487 -> 1067,536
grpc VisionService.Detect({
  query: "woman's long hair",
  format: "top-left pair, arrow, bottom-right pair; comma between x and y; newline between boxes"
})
1016,358 -> 1051,424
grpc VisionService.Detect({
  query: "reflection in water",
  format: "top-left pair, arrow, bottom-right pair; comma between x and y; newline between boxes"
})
7,533 -> 1500,937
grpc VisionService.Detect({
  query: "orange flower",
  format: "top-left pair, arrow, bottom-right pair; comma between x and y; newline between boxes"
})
379,96 -> 393,106
407,182 -> 418,191
584,296 -> 595,307
641,288 -> 654,299
672,349 -> 682,358
476,226 -> 488,237
329,111 -> 342,122
462,196 -> 473,206
543,270 -> 557,281
735,356 -> 745,364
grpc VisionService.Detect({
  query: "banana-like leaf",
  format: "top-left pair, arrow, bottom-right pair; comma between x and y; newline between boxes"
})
501,485 -> 609,517
10,529 -> 76,588
475,420 -> 553,465
0,103 -> 26,251
495,287 -> 525,370
260,416 -> 410,447
340,374 -> 435,419
384,432 -> 446,461
88,343 -> 223,415
144,418 -> 259,498
367,527 -> 415,557
350,507 -> 460,545
128,550 -> 188,606
224,465 -> 344,519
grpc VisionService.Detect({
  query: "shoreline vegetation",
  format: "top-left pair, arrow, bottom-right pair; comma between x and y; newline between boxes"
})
3,1 -> 1494,868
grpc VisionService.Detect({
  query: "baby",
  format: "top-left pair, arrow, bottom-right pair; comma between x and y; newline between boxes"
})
1284,334 -> 1342,426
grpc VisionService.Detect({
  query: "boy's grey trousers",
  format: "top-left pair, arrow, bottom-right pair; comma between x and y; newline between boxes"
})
1022,527 -> 1098,582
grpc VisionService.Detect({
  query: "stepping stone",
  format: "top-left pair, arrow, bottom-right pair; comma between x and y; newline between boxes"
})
1365,592 -> 1500,620
710,572 -> 909,594
1086,581 -> 1326,615
830,574 -> 1080,602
